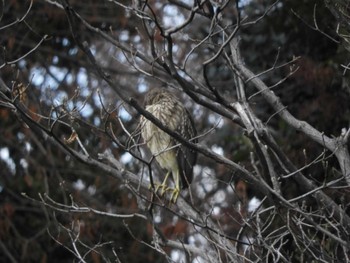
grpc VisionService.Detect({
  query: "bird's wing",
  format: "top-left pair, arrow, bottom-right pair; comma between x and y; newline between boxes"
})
176,109 -> 197,189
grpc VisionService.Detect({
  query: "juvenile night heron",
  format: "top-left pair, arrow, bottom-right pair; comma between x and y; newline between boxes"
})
140,88 -> 197,203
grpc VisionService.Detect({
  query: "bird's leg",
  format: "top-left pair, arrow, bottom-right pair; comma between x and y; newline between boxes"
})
155,171 -> 171,196
170,170 -> 180,203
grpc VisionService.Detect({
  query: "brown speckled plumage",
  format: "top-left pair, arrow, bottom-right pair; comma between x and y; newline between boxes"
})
140,88 -> 197,202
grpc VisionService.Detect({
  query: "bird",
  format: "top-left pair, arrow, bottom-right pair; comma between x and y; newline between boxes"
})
140,88 -> 197,203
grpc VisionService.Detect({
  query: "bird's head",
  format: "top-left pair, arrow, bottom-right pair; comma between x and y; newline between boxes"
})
144,88 -> 176,106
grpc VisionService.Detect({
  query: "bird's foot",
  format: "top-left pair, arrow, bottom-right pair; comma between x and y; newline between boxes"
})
154,183 -> 169,196
149,184 -> 179,203
169,187 -> 180,203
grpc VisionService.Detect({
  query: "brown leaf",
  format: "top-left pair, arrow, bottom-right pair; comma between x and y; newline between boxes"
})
2,203 -> 15,218
24,174 -> 33,187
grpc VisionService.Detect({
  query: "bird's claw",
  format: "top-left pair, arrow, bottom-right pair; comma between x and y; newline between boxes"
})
150,184 -> 180,203
148,183 -> 167,194
169,188 -> 180,203
155,183 -> 168,196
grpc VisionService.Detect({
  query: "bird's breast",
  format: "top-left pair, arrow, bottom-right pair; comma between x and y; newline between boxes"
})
141,103 -> 182,171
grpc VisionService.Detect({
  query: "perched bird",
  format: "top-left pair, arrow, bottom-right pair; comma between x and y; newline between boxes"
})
140,88 -> 197,203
